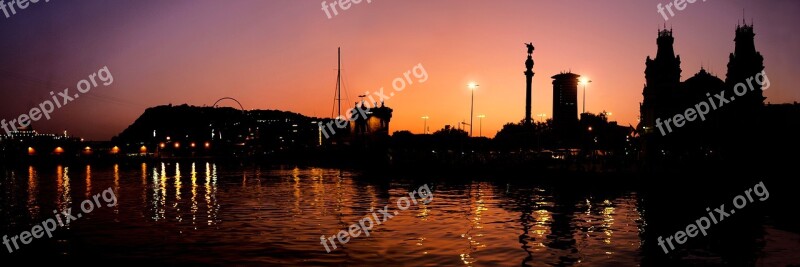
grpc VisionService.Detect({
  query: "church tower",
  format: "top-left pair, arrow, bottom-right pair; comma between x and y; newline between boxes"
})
640,28 -> 682,134
725,21 -> 765,110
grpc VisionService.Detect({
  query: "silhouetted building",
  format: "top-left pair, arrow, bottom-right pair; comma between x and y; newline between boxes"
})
0,123 -> 84,159
114,104 -> 323,158
719,21 -> 766,158
640,28 -> 682,135
551,72 -> 580,139
638,22 -> 767,160
725,21 -> 765,111
349,101 -> 393,136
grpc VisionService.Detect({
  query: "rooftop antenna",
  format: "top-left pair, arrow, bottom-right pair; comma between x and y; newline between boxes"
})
742,9 -> 746,25
700,57 -> 704,70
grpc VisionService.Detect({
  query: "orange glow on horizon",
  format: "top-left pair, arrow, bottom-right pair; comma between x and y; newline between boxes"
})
3,2 -> 796,140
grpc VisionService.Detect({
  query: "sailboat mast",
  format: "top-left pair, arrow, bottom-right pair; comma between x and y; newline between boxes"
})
336,47 -> 342,119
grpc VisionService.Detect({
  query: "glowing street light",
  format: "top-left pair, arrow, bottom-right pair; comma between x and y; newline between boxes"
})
537,113 -> 547,122
477,114 -> 486,137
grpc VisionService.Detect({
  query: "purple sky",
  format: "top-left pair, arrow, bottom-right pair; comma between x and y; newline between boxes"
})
1,0 -> 798,140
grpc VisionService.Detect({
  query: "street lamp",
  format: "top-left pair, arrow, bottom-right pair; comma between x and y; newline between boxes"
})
421,116 -> 430,134
477,114 -> 486,137
537,113 -> 547,122
580,77 -> 592,115
468,82 -> 479,137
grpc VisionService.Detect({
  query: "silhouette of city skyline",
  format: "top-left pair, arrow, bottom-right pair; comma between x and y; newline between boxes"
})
1,3 -> 799,266
2,18 -> 794,174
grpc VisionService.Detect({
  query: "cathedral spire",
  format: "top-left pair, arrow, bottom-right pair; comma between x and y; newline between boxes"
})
726,19 -> 765,108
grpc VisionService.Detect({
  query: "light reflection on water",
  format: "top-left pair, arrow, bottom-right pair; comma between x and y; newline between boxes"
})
27,166 -> 38,219
0,163 -> 794,265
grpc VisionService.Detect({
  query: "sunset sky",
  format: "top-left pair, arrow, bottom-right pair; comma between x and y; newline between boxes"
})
1,0 -> 798,140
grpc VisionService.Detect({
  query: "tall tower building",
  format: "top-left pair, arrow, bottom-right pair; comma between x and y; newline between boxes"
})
719,21 -> 766,158
551,72 -> 580,134
636,21 -> 767,160
639,28 -> 682,134
725,21 -> 765,110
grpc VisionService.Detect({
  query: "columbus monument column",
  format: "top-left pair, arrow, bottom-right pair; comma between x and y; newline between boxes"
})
524,42 -> 535,125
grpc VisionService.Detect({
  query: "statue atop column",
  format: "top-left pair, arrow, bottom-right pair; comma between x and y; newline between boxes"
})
525,42 -> 535,56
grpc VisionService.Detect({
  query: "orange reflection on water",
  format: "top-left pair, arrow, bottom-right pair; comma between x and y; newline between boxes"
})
204,162 -> 218,225
152,163 -> 167,221
27,166 -> 38,218
141,162 -> 147,211
6,165 -> 652,265
571,194 -> 643,264
293,167 -> 302,213
146,162 -> 218,224
56,165 -> 71,214
310,168 -> 330,217
85,165 -> 92,198
112,164 -> 120,215
175,163 -> 182,223
460,183 -> 491,266
191,162 -> 198,227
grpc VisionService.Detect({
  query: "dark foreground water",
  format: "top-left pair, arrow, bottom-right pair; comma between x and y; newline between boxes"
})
0,162 -> 797,266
